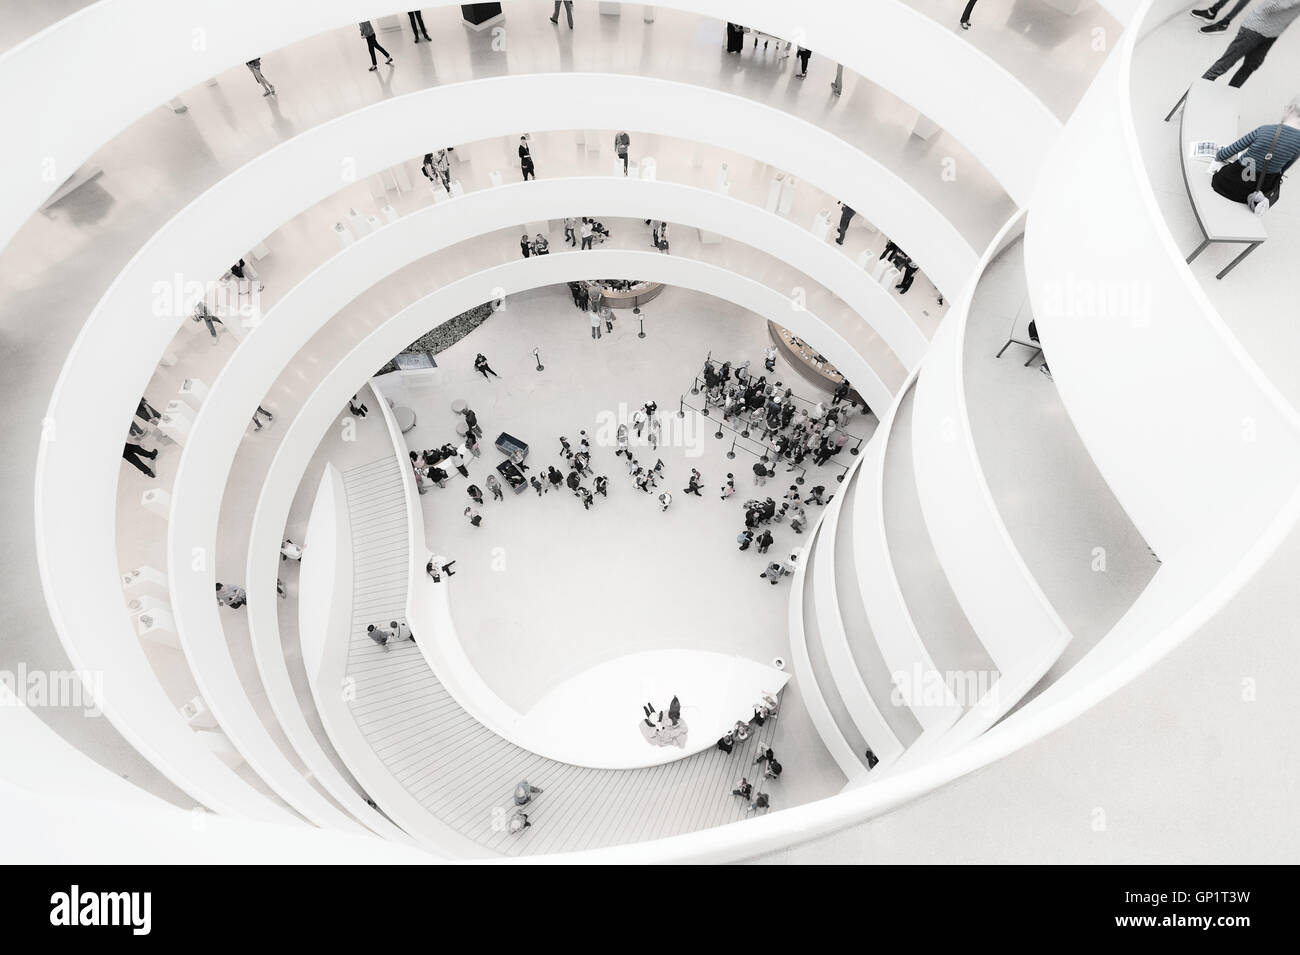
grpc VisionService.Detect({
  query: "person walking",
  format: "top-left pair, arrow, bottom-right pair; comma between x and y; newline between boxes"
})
895,257 -> 918,294
756,528 -> 774,553
358,21 -> 394,71
530,475 -> 544,496
835,201 -> 855,244
564,216 -> 578,246
122,442 -> 159,477
960,0 -> 978,29
795,46 -> 811,77
738,529 -> 754,551
1200,0 -> 1300,87
684,469 -> 704,496
486,474 -> 504,501
407,9 -> 432,42
474,353 -> 501,379
467,484 -> 484,506
1193,0 -> 1252,34
591,309 -> 602,339
550,0 -> 574,28
753,461 -> 769,486
245,58 -> 275,96
721,473 -> 736,499
518,136 -> 536,181
614,131 -> 631,174
464,506 -> 483,528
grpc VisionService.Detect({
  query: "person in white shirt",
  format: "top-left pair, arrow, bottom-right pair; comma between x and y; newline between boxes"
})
389,620 -> 415,643
280,539 -> 303,561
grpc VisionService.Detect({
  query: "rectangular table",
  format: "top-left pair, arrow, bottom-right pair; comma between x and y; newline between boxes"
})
1174,79 -> 1268,280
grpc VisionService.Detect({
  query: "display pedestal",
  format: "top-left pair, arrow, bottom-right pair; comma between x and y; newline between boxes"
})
333,222 -> 355,250
178,377 -> 208,411
911,114 -> 941,141
810,209 -> 831,242
137,607 -> 180,649
122,566 -> 169,601
461,3 -> 504,30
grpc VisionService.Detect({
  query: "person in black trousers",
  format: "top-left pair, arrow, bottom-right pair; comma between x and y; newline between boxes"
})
474,353 -> 501,379
896,257 -> 918,294
550,1 -> 574,29
407,10 -> 431,42
835,202 -> 855,244
520,234 -> 531,258
960,0 -> 977,29
518,137 -> 536,180
358,21 -> 393,71
136,397 -> 161,424
795,46 -> 811,77
123,442 -> 158,478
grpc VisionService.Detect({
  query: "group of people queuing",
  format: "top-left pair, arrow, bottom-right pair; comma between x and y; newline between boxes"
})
718,691 -> 782,812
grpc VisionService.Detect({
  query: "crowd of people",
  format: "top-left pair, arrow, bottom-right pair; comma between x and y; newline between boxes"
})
718,690 -> 782,813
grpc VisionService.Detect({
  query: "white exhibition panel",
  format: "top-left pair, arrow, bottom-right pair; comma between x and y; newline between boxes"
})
910,217 -> 1071,694
808,473 -> 904,765
1024,45 -> 1300,570
848,376 -> 963,737
235,252 -> 882,796
36,80 -> 965,818
0,0 -> 1056,248
786,518 -> 866,783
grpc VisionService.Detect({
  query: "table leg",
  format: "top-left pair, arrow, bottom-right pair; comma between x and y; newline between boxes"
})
995,339 -> 1014,359
1216,242 -> 1261,280
1023,348 -> 1043,368
1164,88 -> 1189,123
1185,238 -> 1211,264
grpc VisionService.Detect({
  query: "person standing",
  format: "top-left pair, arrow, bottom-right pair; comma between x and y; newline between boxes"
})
366,624 -> 393,651
216,582 -> 247,609
960,0 -> 977,29
486,474 -> 504,501
726,22 -> 745,53
658,491 -> 673,512
474,353 -> 500,379
245,58 -> 275,96
407,9 -> 431,42
1193,0 -> 1252,34
614,131 -> 631,174
532,234 -> 549,255
518,136 -> 536,180
835,201 -> 855,244
830,61 -> 844,96
595,474 -> 609,497
1201,0 -> 1300,86
753,461 -> 769,486
795,46 -> 811,77
123,442 -> 159,477
756,528 -> 774,553
358,21 -> 394,71
520,234 -> 532,258
895,257 -> 918,294
463,407 -> 484,437
550,1 -> 574,28
514,780 -> 545,805
564,216 -> 578,246
464,506 -> 483,528
721,473 -> 736,499
591,309 -> 602,339
580,218 -> 595,249
684,469 -> 704,496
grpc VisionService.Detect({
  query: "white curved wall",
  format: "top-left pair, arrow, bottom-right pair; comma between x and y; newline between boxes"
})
0,0 -> 1056,248
1024,38 -> 1300,571
37,75 -> 970,814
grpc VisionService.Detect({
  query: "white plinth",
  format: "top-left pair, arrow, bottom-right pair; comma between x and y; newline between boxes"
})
489,170 -> 504,188
392,162 -> 413,192
381,204 -> 399,225
449,178 -> 465,196
778,176 -> 797,216
159,350 -> 179,368
122,565 -> 168,600
911,113 -> 941,141
180,696 -> 219,730
585,131 -> 602,153
698,228 -> 723,245
333,223 -> 355,250
158,412 -> 192,444
599,1 -> 622,14
365,214 -> 382,233
347,209 -> 371,237
141,488 -> 171,518
765,175 -> 783,213
177,377 -> 208,411
639,156 -> 657,181
811,209 -> 831,242
126,595 -> 170,619
249,241 -> 271,260
643,4 -> 656,21
856,249 -> 874,270
367,174 -> 387,202
136,607 -> 179,648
